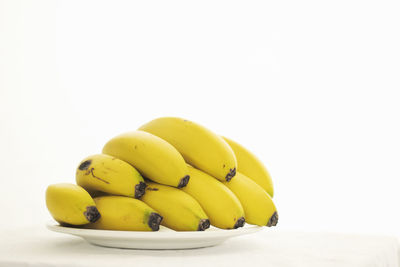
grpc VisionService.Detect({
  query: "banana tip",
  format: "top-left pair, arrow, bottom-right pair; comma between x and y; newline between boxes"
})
267,212 -> 279,227
148,212 -> 163,231
84,206 -> 101,223
134,181 -> 147,199
177,175 -> 190,188
225,168 -> 236,181
197,219 -> 210,231
234,216 -> 245,229
78,160 -> 92,171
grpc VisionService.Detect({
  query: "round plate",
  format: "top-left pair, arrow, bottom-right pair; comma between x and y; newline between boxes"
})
46,223 -> 263,250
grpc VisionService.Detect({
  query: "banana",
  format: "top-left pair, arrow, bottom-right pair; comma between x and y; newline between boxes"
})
223,172 -> 278,226
139,117 -> 237,182
142,181 -> 210,231
76,154 -> 146,199
87,196 -> 163,231
222,136 -> 274,197
182,165 -> 245,229
46,183 -> 100,225
102,131 -> 190,188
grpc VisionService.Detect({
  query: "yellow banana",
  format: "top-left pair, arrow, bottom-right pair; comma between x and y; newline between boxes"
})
182,165 -> 245,229
87,196 -> 163,231
223,172 -> 278,226
222,136 -> 274,197
76,154 -> 146,199
141,181 -> 210,231
139,117 -> 237,182
46,183 -> 100,225
102,131 -> 190,188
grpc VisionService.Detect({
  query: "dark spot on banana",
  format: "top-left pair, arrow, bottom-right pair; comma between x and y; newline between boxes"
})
148,212 -> 163,231
233,217 -> 245,229
225,168 -> 236,181
223,164 -> 226,168
84,206 -> 101,223
134,182 -> 147,199
267,212 -> 279,227
197,219 -> 210,231
78,160 -> 92,171
146,187 -> 159,191
134,145 -> 138,149
177,175 -> 190,188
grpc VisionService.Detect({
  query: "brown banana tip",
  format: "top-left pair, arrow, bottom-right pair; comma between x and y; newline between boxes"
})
134,181 -> 147,199
234,217 -> 245,229
84,206 -> 101,223
78,160 -> 92,171
148,212 -> 163,231
177,175 -> 190,188
197,219 -> 210,231
267,211 -> 279,227
225,168 -> 236,181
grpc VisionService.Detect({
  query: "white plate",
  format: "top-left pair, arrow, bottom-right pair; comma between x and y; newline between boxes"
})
46,223 -> 263,250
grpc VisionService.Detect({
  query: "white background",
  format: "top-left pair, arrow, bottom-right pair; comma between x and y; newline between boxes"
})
1,0 -> 399,237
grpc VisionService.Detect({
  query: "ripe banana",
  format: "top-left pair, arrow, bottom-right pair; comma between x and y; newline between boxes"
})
46,183 -> 100,225
139,117 -> 237,182
102,131 -> 190,188
76,154 -> 146,199
223,172 -> 278,226
222,136 -> 274,197
142,181 -> 210,231
87,196 -> 163,231
182,165 -> 245,229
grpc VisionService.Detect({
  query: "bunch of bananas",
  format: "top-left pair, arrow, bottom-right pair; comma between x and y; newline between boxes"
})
46,117 -> 278,231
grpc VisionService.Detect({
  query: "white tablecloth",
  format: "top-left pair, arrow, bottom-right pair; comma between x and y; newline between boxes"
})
0,227 -> 398,267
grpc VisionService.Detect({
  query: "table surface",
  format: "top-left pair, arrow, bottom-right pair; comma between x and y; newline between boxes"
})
0,226 -> 399,267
